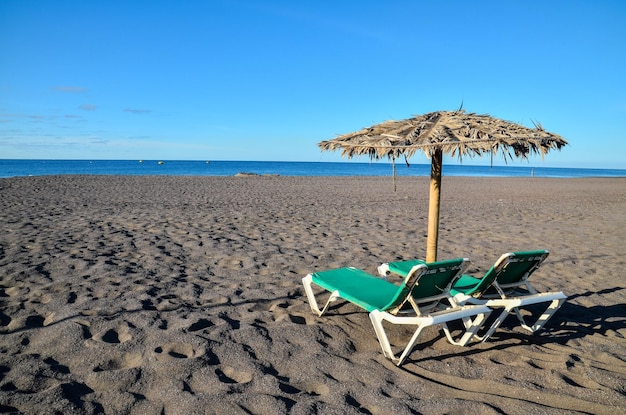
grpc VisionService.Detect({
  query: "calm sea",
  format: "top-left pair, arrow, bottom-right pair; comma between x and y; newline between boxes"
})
1,159 -> 625,179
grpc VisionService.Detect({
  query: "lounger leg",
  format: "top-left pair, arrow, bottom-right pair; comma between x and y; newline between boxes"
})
480,293 -> 567,342
369,310 -> 428,366
302,274 -> 341,317
369,310 -> 399,363
302,274 -> 322,315
397,323 -> 428,365
479,307 -> 511,342
370,306 -> 492,365
442,309 -> 492,346
516,297 -> 567,333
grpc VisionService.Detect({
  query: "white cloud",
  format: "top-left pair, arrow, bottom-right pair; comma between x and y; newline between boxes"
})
53,86 -> 88,93
124,108 -> 152,114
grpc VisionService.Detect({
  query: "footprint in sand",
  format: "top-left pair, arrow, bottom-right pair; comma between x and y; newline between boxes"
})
215,366 -> 253,385
4,286 -> 28,298
154,343 -> 205,361
300,382 -> 330,396
24,315 -> 45,328
276,314 -> 309,325
87,353 -> 143,391
186,318 -> 215,333
270,306 -> 310,326
0,311 -> 11,328
3,312 -> 59,331
67,292 -> 77,304
198,294 -> 230,307
87,322 -> 133,345
93,353 -> 143,372
259,301 -> 311,325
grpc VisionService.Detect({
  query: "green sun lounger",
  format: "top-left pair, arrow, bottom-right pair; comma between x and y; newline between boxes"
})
302,258 -> 492,366
379,250 -> 567,342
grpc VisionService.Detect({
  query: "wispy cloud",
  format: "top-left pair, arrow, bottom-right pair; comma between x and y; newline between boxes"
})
1,112 -> 59,122
124,108 -> 152,114
80,104 -> 97,111
53,86 -> 88,93
0,131 -> 218,159
0,113 -> 21,122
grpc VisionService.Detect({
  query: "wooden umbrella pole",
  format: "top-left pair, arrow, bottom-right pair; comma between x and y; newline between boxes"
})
426,148 -> 443,263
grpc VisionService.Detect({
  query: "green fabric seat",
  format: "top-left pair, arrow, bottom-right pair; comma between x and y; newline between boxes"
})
449,274 -> 484,296
386,259 -> 425,279
310,267 -> 412,312
450,249 -> 551,298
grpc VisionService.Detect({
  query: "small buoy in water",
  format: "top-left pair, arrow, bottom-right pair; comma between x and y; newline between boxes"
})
139,160 -> 143,163
158,161 -> 164,165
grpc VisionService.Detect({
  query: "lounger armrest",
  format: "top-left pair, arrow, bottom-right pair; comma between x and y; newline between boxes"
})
484,291 -> 567,309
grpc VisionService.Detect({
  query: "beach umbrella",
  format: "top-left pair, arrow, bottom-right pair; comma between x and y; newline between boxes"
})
318,109 -> 567,262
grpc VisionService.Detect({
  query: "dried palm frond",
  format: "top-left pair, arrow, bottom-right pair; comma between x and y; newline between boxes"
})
319,110 -> 567,163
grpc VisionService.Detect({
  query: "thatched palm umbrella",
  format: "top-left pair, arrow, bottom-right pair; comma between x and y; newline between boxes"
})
318,109 -> 567,262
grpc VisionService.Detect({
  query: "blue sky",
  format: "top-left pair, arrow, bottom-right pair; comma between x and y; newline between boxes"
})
1,1 -> 625,168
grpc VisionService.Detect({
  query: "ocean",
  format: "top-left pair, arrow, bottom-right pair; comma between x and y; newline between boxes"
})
1,159 -> 625,179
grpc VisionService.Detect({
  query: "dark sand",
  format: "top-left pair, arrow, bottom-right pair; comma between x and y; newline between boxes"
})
1,175 -> 625,414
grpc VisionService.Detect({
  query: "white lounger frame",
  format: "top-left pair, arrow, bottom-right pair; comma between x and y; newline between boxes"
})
452,291 -> 567,341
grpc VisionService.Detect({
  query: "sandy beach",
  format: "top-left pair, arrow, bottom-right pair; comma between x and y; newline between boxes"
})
1,175 -> 625,414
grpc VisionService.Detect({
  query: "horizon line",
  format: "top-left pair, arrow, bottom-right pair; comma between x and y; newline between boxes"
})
0,158 -> 624,171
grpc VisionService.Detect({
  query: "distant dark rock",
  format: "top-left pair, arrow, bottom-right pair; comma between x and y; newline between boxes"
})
235,172 -> 279,177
